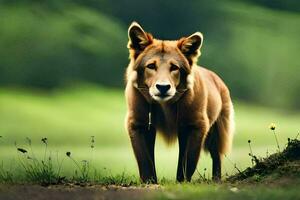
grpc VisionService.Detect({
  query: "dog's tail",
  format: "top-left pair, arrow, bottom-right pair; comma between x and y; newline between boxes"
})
217,101 -> 235,155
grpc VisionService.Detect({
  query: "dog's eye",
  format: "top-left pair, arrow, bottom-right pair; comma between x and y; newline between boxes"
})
146,63 -> 156,70
170,64 -> 179,71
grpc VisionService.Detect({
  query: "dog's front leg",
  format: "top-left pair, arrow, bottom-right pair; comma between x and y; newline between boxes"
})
128,123 -> 157,183
177,125 -> 206,182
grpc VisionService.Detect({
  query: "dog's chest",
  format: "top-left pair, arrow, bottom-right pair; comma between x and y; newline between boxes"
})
153,104 -> 178,136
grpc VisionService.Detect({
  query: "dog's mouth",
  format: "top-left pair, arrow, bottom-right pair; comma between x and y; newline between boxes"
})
149,86 -> 176,102
155,94 -> 171,98
151,93 -> 174,102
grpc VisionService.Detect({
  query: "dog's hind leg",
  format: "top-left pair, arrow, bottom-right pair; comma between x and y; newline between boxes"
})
205,123 -> 221,181
205,103 -> 234,181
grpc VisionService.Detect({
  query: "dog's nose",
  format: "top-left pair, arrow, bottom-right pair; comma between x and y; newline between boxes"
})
156,83 -> 171,94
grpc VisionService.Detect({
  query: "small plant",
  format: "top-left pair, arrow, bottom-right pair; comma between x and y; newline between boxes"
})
248,140 -> 254,166
65,136 -> 98,183
247,140 -> 259,166
159,177 -> 172,185
203,168 -> 207,181
15,138 -> 64,185
295,132 -> 299,140
269,123 -> 280,152
224,154 -> 246,177
90,136 -> 95,166
195,168 -> 210,183
66,151 -> 90,183
93,169 -> 138,186
0,161 -> 13,183
90,136 -> 95,149
41,137 -> 48,161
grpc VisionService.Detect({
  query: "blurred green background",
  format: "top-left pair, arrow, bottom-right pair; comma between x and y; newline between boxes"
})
0,0 -> 299,180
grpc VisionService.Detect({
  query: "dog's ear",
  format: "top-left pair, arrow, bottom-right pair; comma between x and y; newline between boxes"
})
178,32 -> 203,65
128,22 -> 153,59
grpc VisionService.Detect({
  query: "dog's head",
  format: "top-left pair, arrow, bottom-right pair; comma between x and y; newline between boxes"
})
127,22 -> 203,103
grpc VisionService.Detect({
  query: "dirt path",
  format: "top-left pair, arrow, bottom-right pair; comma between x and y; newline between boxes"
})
0,184 -> 159,200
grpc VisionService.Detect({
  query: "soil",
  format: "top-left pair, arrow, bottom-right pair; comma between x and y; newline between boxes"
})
0,184 -> 159,200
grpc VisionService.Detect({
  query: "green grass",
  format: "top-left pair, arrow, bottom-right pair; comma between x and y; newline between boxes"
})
156,183 -> 300,200
0,84 -> 299,182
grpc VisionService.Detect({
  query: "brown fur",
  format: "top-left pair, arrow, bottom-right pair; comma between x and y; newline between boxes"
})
125,22 -> 234,183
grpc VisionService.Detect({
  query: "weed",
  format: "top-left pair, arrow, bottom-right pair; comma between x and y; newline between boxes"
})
15,138 -> 65,185
65,136 -> 96,183
93,169 -> 138,186
0,161 -> 13,183
295,132 -> 299,140
247,139 -> 260,166
224,154 -> 243,175
269,123 -> 280,152
66,151 -> 90,183
194,168 -> 210,183
248,140 -> 254,166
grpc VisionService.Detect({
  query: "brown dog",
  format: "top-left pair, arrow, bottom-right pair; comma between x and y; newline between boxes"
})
125,22 -> 234,183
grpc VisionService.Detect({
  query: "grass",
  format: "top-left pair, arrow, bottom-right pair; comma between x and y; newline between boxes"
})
0,84 -> 299,183
156,183 -> 300,200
